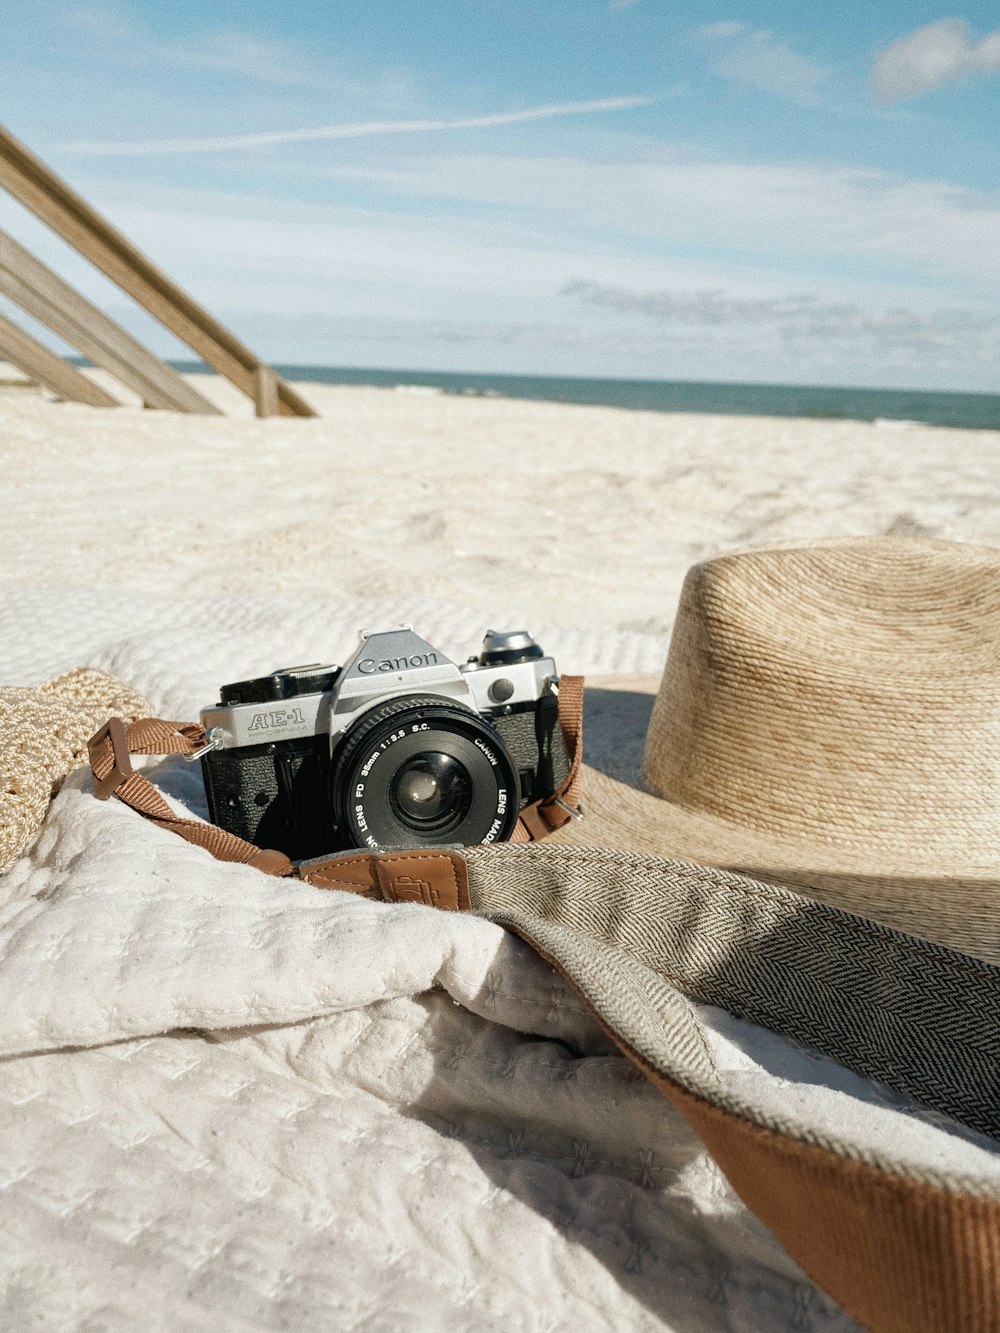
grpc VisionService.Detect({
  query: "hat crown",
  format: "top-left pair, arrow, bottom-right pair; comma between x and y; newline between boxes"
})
642,538 -> 1000,860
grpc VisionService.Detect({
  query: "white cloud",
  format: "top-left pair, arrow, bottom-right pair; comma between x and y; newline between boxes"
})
65,6 -> 132,39
22,156 -> 994,366
873,18 -> 1000,101
564,280 -> 1000,363
694,23 -> 829,104
2,172 -> 993,385
271,149 -> 1000,282
715,37 -> 828,104
696,21 -> 748,39
65,7 -> 320,85
6,142 -> 998,386
161,30 -> 319,86
58,96 -> 659,155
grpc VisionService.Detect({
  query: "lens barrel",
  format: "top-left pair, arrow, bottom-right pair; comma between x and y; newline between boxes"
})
329,695 -> 520,850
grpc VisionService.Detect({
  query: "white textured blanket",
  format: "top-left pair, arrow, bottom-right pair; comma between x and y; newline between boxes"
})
0,588 -> 870,1331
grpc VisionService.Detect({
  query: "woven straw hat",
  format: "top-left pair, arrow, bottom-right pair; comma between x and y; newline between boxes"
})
553,536 -> 1000,962
0,668 -> 150,874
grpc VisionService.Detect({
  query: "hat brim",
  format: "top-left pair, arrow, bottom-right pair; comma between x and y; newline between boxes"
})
555,678 -> 1000,962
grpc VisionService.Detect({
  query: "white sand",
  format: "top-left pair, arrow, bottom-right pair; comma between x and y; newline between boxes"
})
4,373 -> 999,1330
2,369 -> 998,641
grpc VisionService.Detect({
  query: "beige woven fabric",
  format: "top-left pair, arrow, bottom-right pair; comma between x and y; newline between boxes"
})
0,669 -> 149,874
552,537 -> 1000,962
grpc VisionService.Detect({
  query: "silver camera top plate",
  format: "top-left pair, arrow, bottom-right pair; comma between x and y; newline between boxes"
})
201,625 -> 557,751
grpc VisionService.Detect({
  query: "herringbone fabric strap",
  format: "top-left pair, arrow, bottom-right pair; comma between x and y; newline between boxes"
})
459,843 -> 1000,1333
465,843 -> 1000,1138
295,840 -> 1000,1328
503,919 -> 1000,1333
661,1077 -> 1000,1333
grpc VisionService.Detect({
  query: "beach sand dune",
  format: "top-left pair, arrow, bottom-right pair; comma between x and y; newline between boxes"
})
2,370 -> 998,641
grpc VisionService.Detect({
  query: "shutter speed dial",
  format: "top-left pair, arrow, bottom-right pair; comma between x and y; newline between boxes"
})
479,629 -> 544,667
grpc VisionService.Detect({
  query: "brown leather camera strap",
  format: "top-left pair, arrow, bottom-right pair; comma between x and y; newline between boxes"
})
512,673 -> 584,842
88,716 -> 293,873
86,676 -> 585,876
85,681 -> 1000,1329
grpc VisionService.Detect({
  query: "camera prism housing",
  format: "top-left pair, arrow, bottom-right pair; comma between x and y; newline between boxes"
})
200,626 -> 570,859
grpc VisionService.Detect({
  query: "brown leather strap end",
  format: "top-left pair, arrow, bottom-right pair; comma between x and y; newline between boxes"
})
88,714 -> 292,870
518,798 -> 566,841
247,848 -> 294,877
298,852 -> 381,898
375,850 -> 470,911
514,674 -> 585,842
88,717 -> 134,799
300,849 -> 470,911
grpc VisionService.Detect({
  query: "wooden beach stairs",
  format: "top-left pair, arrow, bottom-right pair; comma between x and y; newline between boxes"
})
0,124 -> 316,418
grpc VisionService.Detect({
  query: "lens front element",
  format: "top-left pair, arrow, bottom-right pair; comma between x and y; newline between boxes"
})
330,696 -> 520,850
390,752 -> 473,833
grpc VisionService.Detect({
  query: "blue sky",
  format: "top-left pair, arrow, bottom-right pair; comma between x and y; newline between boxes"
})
2,1 -> 999,389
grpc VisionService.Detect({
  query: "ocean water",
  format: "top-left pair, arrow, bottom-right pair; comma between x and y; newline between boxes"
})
176,362 -> 1000,431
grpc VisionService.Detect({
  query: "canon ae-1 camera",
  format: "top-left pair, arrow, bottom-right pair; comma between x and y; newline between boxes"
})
199,626 -> 570,859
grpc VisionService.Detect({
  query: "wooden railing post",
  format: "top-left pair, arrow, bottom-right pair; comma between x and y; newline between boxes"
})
254,365 -> 280,418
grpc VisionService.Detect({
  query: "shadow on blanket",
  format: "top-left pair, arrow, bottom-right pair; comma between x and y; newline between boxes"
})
397,988 -> 834,1327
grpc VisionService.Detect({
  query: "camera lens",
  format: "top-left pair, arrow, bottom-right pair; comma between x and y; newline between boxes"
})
330,695 -> 520,850
390,752 -> 472,831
